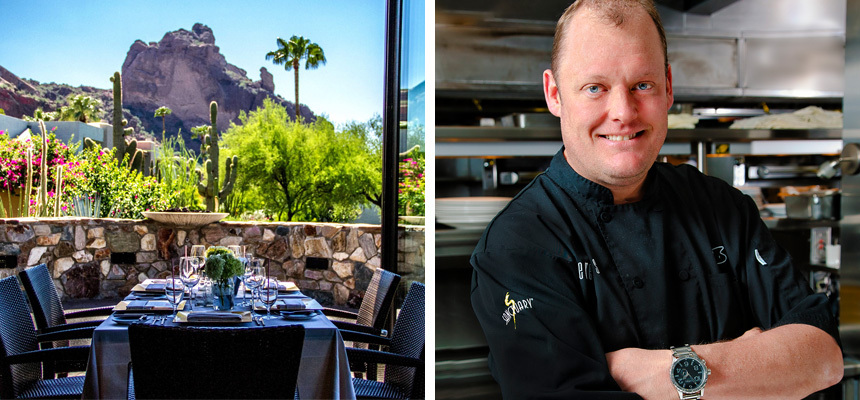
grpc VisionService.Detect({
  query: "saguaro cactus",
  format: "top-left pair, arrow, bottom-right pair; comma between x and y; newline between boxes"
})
110,72 -> 144,171
197,101 -> 238,211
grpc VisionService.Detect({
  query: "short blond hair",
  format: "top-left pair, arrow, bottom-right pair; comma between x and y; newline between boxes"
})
551,0 -> 668,76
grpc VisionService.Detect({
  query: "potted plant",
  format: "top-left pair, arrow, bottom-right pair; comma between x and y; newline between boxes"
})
203,246 -> 244,310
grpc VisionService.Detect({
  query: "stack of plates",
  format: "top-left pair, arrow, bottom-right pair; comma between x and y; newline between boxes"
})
762,203 -> 787,218
436,197 -> 513,229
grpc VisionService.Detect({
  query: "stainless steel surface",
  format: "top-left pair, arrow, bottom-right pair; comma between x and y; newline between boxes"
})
841,0 -> 860,356
697,142 -> 708,173
437,0 -> 846,101
436,126 -> 843,142
784,192 -> 840,220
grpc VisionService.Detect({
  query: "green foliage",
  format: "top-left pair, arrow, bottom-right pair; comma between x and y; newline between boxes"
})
204,246 -> 244,284
265,35 -> 327,114
62,146 -> 172,218
153,131 -> 203,210
23,108 -> 59,122
190,125 -> 210,139
196,102 -> 237,212
398,147 -> 425,216
222,98 -> 379,222
59,94 -> 102,123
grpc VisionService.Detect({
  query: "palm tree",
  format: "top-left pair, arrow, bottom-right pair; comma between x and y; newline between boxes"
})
265,35 -> 327,118
59,94 -> 102,123
154,106 -> 173,134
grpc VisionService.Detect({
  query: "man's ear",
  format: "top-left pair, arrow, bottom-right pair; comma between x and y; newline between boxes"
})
666,64 -> 674,110
543,69 -> 562,117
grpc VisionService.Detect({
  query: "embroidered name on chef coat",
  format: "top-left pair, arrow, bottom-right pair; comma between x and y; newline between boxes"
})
578,258 -> 601,281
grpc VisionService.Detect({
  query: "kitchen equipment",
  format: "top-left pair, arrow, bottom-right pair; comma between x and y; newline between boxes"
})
436,197 -> 513,229
784,190 -> 840,220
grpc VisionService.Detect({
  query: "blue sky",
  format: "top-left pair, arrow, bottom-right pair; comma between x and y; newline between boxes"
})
0,0 -> 424,127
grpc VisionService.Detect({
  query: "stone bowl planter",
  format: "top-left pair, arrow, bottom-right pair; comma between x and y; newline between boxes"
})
398,216 -> 425,226
141,212 -> 228,226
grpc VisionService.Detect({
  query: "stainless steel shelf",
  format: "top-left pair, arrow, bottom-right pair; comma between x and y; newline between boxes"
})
436,126 -> 843,142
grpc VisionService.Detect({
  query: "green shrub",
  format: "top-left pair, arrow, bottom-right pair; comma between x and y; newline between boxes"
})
63,146 -> 172,218
153,132 -> 203,210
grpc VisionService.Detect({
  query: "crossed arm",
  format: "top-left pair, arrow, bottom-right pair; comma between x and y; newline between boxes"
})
606,324 -> 843,399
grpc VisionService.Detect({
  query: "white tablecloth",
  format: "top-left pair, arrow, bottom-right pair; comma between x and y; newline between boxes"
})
81,301 -> 356,399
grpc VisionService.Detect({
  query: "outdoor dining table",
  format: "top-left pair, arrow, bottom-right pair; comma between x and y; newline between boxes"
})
81,289 -> 357,399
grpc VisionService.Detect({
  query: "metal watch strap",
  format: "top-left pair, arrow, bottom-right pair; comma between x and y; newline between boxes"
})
671,345 -> 704,400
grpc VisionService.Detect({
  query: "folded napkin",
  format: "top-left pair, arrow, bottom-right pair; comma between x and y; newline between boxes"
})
279,281 -> 299,292
176,311 -> 250,323
114,300 -> 185,312
275,299 -> 306,311
187,312 -> 242,322
131,281 -> 166,293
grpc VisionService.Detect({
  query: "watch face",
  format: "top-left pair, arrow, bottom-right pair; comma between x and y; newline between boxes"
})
671,357 -> 707,392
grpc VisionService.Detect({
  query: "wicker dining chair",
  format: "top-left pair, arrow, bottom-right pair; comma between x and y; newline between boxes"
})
127,324 -> 305,400
18,263 -> 113,378
323,268 -> 401,336
341,281 -> 425,399
0,275 -> 93,399
324,268 -> 401,380
18,263 -> 114,334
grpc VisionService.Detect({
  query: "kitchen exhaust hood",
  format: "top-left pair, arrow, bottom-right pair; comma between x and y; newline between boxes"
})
436,0 -> 846,104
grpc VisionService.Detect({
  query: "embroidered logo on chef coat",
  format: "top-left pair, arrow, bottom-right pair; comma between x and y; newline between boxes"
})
712,246 -> 728,265
502,292 -> 534,329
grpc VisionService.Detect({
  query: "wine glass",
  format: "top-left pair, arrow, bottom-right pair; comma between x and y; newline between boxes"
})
179,257 -> 200,310
190,245 -> 206,269
227,246 -> 249,305
259,278 -> 280,320
164,278 -> 185,317
245,258 -> 265,311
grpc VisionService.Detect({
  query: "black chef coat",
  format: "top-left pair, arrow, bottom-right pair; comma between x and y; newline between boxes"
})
471,148 -> 839,399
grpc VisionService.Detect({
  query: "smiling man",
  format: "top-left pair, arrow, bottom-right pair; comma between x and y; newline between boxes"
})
470,0 -> 843,399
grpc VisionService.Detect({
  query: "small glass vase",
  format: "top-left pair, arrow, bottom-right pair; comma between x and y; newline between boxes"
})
212,279 -> 235,311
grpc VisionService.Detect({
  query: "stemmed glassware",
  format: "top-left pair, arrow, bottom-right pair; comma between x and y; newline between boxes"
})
190,245 -> 206,270
259,278 -> 280,320
164,277 -> 185,317
228,246 -> 249,306
245,258 -> 265,312
178,257 -> 200,310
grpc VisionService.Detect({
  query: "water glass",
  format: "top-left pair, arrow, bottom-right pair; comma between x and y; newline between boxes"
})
164,278 -> 185,316
259,278 -> 280,320
179,257 -> 200,309
245,258 -> 265,309
190,245 -> 206,269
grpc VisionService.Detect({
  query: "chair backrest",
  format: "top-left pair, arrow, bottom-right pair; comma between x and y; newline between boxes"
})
0,275 -> 43,399
18,263 -> 67,331
385,281 -> 425,396
128,324 -> 305,399
356,269 -> 401,331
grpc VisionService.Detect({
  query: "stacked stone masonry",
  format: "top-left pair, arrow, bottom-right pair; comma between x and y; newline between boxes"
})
0,218 -> 424,308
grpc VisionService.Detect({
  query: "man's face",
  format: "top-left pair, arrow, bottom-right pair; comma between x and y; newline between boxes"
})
544,6 -> 673,195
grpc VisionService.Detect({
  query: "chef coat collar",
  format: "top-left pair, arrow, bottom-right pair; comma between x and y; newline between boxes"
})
546,147 -> 660,208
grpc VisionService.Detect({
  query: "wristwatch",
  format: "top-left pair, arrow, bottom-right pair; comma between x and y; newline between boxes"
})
669,345 -> 711,400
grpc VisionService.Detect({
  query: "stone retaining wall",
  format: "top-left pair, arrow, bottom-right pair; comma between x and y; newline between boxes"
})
0,218 -> 425,308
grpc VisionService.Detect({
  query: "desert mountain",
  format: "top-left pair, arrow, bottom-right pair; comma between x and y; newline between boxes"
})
0,23 -> 313,149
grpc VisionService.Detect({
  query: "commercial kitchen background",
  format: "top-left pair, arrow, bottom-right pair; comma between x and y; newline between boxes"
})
434,0 -> 860,398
